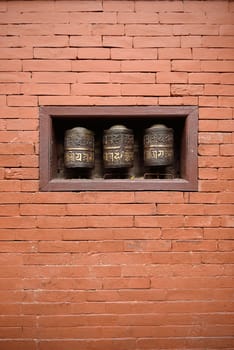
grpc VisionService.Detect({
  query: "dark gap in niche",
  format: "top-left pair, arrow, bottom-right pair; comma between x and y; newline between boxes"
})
52,116 -> 184,181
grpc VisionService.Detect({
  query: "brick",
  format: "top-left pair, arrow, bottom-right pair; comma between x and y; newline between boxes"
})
0,59 -> 22,71
181,35 -> 202,47
34,48 -> 77,59
21,83 -> 70,95
0,217 -> 36,228
78,48 -> 110,59
199,96 -> 218,107
199,156 -> 233,168
39,96 -> 92,106
72,60 -> 120,72
40,340 -> 135,350
219,169 -> 234,186
157,72 -> 187,83
220,144 -> 234,156
162,228 -> 203,240
202,36 -> 234,48
6,119 -> 38,131
92,24 -> 124,35
0,95 -> 6,105
0,47 -> 33,59
70,12 -> 117,24
221,73 -> 234,84
122,84 -> 170,96
32,72 -> 77,83
135,192 -> 184,203
77,72 -> 110,83
23,59 -> 71,71
7,96 -> 38,107
206,12 -> 234,24
0,1 -> 6,11
171,84 -> 203,96
0,341 -> 36,350
219,240 -> 234,251
111,73 -> 155,84
198,144 -> 219,155
201,61 -> 234,72
194,48 -> 234,59
103,1 -> 134,11
158,204 -> 204,215
5,168 -> 38,180
0,11 -> 70,24
135,216 -> 184,227
134,37 -> 180,48
121,60 -> 170,72
189,73 -> 220,84
173,24 -> 219,35
55,0 -> 102,12
185,216 -> 220,227
71,83 -> 120,96
70,35 -> 102,47
0,23 -> 54,36
0,180 -> 21,192
103,36 -> 132,48
219,96 -> 234,107
0,205 -> 19,216
199,168 -> 218,179
220,25 -> 234,35
0,107 -> 38,119
158,96 -> 198,105
205,84 -> 234,96
217,192 -> 234,204
0,143 -> 34,155
37,216 -> 133,228
159,48 -> 191,59
0,35 -> 68,48
67,203 -> 155,215
184,1 -> 229,13
118,12 -> 158,24
124,240 -> 171,252
126,24 -> 172,36
8,0 -> 55,12
103,277 -> 150,289
111,48 -> 157,59
0,72 -> 31,83
0,83 -> 20,95
172,60 -> 200,72
135,1 -> 183,12
160,12 -> 206,24
173,240 -> 217,252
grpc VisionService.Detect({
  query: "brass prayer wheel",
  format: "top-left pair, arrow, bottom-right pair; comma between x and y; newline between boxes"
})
144,124 -> 174,167
64,127 -> 94,168
103,125 -> 134,168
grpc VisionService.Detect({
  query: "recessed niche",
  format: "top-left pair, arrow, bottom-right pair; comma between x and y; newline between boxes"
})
39,106 -> 198,191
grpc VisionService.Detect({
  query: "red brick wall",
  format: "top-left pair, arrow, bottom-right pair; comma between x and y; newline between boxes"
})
0,1 -> 234,349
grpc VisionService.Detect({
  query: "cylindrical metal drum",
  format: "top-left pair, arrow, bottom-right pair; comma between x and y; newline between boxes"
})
103,125 -> 134,168
64,127 -> 94,168
144,124 -> 174,167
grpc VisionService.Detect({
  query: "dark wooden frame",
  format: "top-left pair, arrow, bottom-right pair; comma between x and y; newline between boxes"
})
39,106 -> 198,191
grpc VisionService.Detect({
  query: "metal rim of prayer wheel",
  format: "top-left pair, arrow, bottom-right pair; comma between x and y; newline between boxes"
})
144,124 -> 174,167
103,124 -> 134,169
64,127 -> 94,168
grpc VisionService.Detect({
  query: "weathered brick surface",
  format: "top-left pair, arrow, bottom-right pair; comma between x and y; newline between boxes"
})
0,1 -> 233,349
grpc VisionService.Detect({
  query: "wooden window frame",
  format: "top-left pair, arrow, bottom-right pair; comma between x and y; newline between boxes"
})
39,106 -> 198,191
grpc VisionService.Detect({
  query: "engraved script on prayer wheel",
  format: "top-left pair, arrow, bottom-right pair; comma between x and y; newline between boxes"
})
103,125 -> 134,168
64,127 -> 94,168
144,124 -> 174,167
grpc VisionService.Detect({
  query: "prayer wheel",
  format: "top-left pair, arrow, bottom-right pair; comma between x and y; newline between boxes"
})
144,124 -> 174,167
64,127 -> 94,168
103,125 -> 134,168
